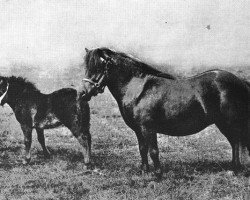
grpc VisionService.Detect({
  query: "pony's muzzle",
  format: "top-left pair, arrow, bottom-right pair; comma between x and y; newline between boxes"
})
81,79 -> 102,100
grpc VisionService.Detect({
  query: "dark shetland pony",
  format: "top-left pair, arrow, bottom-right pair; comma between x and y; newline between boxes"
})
81,47 -> 250,178
0,76 -> 91,166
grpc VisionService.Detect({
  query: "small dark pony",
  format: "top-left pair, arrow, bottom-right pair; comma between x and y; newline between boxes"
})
82,47 -> 250,178
0,76 -> 91,166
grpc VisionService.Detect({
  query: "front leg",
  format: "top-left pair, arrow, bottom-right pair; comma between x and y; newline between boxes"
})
147,133 -> 162,179
135,131 -> 149,173
20,124 -> 33,164
139,128 -> 162,179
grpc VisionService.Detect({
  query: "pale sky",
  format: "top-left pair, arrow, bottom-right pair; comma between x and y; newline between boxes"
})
0,0 -> 250,76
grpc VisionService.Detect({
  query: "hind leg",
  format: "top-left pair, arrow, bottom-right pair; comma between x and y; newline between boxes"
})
216,121 -> 250,171
36,128 -> 50,158
75,128 -> 91,166
238,119 -> 250,171
238,141 -> 250,170
62,100 -> 91,166
21,124 -> 32,164
66,123 -> 91,167
234,122 -> 250,171
67,117 -> 92,166
78,99 -> 91,166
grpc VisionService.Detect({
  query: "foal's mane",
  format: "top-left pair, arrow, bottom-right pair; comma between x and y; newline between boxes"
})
8,76 -> 40,93
88,48 -> 176,80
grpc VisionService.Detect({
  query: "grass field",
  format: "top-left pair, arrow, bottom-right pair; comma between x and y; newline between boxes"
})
0,67 -> 250,200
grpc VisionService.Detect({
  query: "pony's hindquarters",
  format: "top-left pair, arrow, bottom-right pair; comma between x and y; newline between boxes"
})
51,89 -> 91,167
215,72 -> 250,171
70,100 -> 91,166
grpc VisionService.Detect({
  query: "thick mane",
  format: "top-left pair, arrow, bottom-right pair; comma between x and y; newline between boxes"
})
96,48 -> 176,80
118,51 -> 176,80
86,49 -> 104,73
8,76 -> 40,93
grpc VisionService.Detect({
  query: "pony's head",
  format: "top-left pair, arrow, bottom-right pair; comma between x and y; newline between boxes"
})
0,76 -> 9,106
82,47 -> 114,100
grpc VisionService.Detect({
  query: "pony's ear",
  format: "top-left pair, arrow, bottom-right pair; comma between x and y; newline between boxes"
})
0,77 -> 6,85
85,48 -> 89,53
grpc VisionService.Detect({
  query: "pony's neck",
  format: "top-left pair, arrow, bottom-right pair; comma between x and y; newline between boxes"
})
5,79 -> 37,109
5,84 -> 18,110
106,64 -> 144,102
5,82 -> 22,108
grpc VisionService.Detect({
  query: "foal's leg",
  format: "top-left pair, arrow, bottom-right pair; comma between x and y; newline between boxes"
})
63,104 -> 91,167
36,128 -> 50,158
20,124 -> 32,164
68,119 -> 91,166
75,98 -> 91,166
75,127 -> 91,166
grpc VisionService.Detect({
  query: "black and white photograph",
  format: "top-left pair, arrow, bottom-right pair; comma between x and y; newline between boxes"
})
0,1 -> 249,199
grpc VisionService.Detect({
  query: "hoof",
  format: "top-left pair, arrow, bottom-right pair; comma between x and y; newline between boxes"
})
233,165 -> 245,175
44,152 -> 51,159
226,170 -> 235,176
244,170 -> 250,177
140,164 -> 149,174
83,162 -> 93,170
154,168 -> 163,180
22,158 -> 31,165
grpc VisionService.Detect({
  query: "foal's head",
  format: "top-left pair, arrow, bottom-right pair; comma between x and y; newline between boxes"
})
0,77 -> 9,106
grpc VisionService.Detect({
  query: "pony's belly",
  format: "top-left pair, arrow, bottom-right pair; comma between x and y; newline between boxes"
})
36,113 -> 63,129
158,118 -> 210,136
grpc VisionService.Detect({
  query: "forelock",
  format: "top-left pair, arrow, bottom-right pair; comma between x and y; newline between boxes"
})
84,49 -> 104,73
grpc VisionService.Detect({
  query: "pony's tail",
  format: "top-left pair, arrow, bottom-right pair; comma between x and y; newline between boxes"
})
245,80 -> 250,88
244,79 -> 250,92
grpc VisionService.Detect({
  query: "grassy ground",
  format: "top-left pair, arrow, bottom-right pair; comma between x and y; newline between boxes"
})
0,67 -> 249,200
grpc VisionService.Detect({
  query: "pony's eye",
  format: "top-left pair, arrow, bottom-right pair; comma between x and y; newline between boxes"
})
100,57 -> 105,62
